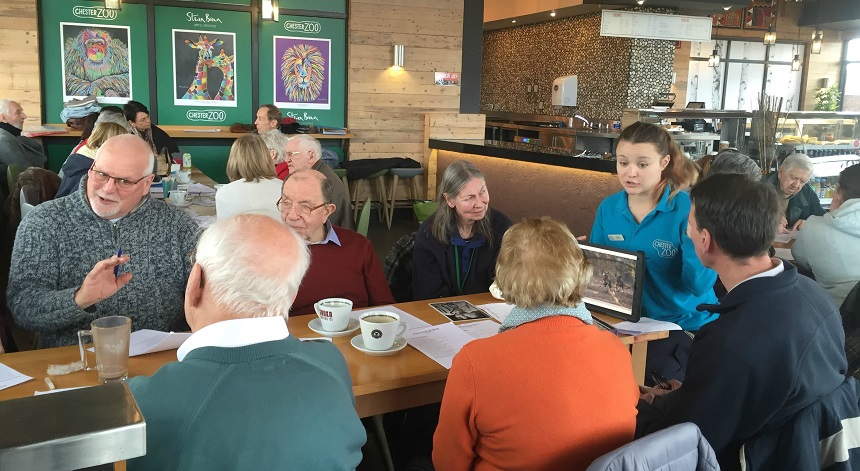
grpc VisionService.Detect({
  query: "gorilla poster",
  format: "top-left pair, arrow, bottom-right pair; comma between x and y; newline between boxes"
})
61,23 -> 131,103
172,29 -> 237,107
273,36 -> 330,110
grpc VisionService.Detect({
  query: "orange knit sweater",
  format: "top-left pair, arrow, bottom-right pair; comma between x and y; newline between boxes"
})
432,316 -> 639,471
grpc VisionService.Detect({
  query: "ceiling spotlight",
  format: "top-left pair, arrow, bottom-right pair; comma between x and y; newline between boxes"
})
511,19 -> 516,23
550,11 -> 556,17
636,0 -> 645,4
723,5 -> 732,10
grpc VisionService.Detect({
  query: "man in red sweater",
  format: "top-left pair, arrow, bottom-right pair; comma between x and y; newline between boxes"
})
279,170 -> 394,315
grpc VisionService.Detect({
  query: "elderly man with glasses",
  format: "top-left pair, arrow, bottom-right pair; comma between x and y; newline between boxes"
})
284,134 -> 352,229
8,134 -> 199,348
279,169 -> 393,315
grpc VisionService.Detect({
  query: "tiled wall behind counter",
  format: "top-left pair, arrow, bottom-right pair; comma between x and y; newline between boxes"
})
482,9 -> 675,120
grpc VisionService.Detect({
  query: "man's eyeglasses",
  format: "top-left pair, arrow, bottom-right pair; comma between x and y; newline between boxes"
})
89,165 -> 151,189
276,198 -> 326,217
285,150 -> 309,157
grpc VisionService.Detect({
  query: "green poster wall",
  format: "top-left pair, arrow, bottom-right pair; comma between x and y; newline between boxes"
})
40,0 -> 149,123
281,0 -> 346,13
154,6 -> 252,126
174,0 -> 251,5
259,15 -> 346,128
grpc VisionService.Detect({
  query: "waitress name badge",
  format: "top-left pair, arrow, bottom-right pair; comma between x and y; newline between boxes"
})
608,234 -> 625,241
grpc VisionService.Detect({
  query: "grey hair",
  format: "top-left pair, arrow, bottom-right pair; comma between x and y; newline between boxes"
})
429,160 -> 495,247
781,153 -> 814,175
93,134 -> 156,178
709,150 -> 762,181
95,111 -> 133,132
0,99 -> 14,116
259,129 -> 289,164
288,134 -> 322,163
195,214 -> 311,318
285,169 -> 333,204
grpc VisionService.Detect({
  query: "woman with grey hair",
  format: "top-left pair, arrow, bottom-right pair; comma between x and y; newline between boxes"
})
762,153 -> 825,230
412,160 -> 512,300
259,129 -> 290,180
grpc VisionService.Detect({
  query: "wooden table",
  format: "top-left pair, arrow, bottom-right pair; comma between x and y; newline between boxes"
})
0,293 -> 666,416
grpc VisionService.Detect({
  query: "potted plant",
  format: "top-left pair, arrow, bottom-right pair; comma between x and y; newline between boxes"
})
814,85 -> 841,111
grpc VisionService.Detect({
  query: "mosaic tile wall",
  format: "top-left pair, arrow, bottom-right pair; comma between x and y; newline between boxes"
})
482,8 -> 675,120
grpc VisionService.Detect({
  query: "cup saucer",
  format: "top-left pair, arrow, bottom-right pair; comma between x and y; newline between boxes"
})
308,318 -> 359,337
350,335 -> 408,356
172,201 -> 190,207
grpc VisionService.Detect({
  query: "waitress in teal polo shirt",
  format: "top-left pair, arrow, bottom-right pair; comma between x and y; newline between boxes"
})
590,121 -> 718,383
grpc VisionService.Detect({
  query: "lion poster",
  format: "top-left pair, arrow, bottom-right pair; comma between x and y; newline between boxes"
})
61,23 -> 131,103
172,29 -> 237,107
274,36 -> 331,110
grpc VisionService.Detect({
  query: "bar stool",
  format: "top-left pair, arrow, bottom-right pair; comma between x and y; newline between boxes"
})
387,168 -> 423,228
351,169 -> 390,227
332,168 -> 350,208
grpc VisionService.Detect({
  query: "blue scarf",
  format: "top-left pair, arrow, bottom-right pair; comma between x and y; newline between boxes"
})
499,303 -> 593,332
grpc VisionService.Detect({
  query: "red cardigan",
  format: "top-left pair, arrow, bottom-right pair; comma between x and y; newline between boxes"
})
275,162 -> 289,180
290,226 -> 395,316
433,316 -> 639,471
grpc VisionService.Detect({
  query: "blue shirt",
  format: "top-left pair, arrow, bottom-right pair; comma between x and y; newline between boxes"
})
590,187 -> 718,330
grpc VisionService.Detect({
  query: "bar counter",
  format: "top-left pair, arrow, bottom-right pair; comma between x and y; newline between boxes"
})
428,139 -> 622,236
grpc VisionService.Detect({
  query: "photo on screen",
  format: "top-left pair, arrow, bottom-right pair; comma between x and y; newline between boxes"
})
579,242 -> 645,322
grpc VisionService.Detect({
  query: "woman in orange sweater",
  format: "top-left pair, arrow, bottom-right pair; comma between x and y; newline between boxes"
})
432,217 -> 639,471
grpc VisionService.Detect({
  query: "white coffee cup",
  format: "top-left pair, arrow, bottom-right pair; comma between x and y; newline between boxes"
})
176,170 -> 191,183
359,311 -> 408,351
314,298 -> 353,331
169,190 -> 187,205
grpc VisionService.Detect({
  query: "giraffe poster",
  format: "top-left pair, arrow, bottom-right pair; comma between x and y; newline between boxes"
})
60,23 -> 132,103
172,29 -> 237,107
273,36 -> 331,110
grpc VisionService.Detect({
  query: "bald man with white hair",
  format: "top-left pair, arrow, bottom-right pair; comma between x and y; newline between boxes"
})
8,134 -> 199,348
762,153 -> 826,230
0,98 -> 47,169
127,214 -> 366,471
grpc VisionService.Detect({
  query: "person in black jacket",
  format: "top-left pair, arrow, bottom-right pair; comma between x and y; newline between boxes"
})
412,160 -> 511,300
636,174 -> 847,471
123,101 -> 179,156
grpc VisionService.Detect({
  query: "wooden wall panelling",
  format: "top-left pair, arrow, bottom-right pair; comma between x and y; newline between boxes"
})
0,0 -> 41,128
348,0 -> 466,205
423,112 -> 485,199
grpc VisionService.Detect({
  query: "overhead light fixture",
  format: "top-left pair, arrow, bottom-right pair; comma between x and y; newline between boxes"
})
723,5 -> 732,10
708,47 -> 721,68
791,54 -> 802,71
763,25 -> 776,45
393,44 -> 404,68
636,0 -> 645,4
550,11 -> 556,17
811,30 -> 823,54
262,0 -> 278,21
104,0 -> 121,10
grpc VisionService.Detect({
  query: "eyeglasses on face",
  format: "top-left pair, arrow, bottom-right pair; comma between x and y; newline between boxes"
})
276,198 -> 326,217
89,165 -> 151,190
285,150 -> 310,157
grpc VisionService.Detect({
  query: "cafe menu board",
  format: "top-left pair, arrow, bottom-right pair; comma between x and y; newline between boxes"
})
600,10 -> 712,42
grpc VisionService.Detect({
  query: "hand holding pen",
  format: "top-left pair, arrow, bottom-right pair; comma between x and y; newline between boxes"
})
639,371 -> 682,405
73,250 -> 132,310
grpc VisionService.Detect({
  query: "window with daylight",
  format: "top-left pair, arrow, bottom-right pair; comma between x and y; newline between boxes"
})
842,38 -> 860,112
686,39 -> 804,111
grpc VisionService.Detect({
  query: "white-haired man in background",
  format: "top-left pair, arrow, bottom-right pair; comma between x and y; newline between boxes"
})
127,214 -> 366,471
0,98 -> 47,169
285,134 -> 352,229
762,152 -> 825,230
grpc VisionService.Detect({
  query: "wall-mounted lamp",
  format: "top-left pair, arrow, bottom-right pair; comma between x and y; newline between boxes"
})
791,54 -> 802,71
811,30 -> 823,54
262,0 -> 279,21
104,0 -> 121,10
763,25 -> 776,45
393,45 -> 404,68
550,11 -> 556,17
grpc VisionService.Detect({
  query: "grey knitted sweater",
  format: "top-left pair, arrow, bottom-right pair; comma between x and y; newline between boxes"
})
8,179 -> 200,348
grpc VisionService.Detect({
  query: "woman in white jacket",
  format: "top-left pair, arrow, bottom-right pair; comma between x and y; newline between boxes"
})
215,134 -> 283,221
793,163 -> 860,307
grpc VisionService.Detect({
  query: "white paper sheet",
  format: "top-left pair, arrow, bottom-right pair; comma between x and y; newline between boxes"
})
351,306 -> 431,329
35,386 -> 90,396
458,320 -> 501,340
613,317 -> 682,335
186,183 -> 216,195
0,362 -> 33,390
477,302 -> 515,323
403,323 -> 476,369
129,330 -> 192,357
774,247 -> 794,261
774,230 -> 799,244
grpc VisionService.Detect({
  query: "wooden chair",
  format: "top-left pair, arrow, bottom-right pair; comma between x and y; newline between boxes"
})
356,197 -> 372,237
387,168 -> 423,228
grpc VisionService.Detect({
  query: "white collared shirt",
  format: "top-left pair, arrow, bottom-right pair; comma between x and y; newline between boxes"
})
177,316 -> 290,361
730,258 -> 785,292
